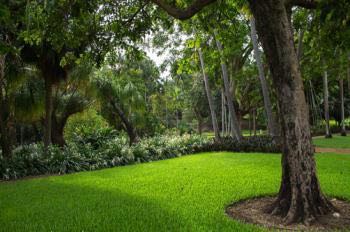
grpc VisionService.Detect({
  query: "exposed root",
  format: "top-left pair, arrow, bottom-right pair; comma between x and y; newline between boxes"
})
226,196 -> 350,231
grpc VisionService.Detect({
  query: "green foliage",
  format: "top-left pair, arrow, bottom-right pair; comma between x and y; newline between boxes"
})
0,131 -> 284,180
64,109 -> 111,144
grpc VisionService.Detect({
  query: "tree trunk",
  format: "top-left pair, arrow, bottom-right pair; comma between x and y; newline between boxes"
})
221,89 -> 226,136
249,0 -> 334,224
252,109 -> 256,136
43,76 -> 53,149
339,78 -> 346,136
249,110 -> 252,136
213,33 -> 242,140
250,17 -> 279,139
297,29 -> 304,63
110,100 -> 139,145
323,70 -> 332,138
51,115 -> 66,147
348,54 -> 350,94
0,54 -> 12,158
197,117 -> 203,135
194,109 -> 203,135
197,48 -> 220,140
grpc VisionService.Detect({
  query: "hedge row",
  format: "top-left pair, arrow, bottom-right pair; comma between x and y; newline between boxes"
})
0,134 -> 280,180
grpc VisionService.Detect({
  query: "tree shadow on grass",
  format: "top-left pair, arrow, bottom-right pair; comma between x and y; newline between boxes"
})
0,180 -> 194,232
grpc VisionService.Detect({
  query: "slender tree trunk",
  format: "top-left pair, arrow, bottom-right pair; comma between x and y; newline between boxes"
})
43,76 -> 53,148
221,89 -> 225,136
339,77 -> 347,136
297,29 -> 304,63
249,0 -> 334,224
249,110 -> 252,136
348,54 -> 350,94
213,33 -> 242,140
253,109 -> 256,136
197,48 -> 220,140
250,17 -> 279,139
110,100 -> 139,145
197,117 -> 203,135
194,110 -> 203,135
0,54 -> 12,158
323,70 -> 332,138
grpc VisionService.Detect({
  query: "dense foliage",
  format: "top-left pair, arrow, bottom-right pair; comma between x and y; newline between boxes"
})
0,132 -> 281,180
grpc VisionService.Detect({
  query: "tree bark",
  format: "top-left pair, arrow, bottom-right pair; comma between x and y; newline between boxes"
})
297,29 -> 304,63
250,17 -> 279,139
252,109 -> 256,136
348,54 -> 350,94
51,115 -> 66,147
221,89 -> 225,136
339,77 -> 346,136
249,0 -> 334,224
323,70 -> 332,138
197,48 -> 220,140
0,54 -> 12,158
43,76 -> 53,149
213,32 -> 242,140
110,100 -> 139,146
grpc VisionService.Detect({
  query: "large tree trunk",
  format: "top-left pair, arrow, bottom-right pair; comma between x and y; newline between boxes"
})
213,33 -> 242,140
249,0 -> 334,224
0,54 -> 12,158
197,48 -> 221,140
323,70 -> 332,138
250,17 -> 279,139
51,115 -> 66,147
110,100 -> 139,146
339,77 -> 346,136
43,76 -> 53,149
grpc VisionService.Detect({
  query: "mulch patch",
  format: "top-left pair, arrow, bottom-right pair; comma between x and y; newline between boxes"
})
226,196 -> 350,231
315,147 -> 350,154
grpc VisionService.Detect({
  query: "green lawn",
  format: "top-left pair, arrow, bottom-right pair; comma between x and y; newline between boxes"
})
313,135 -> 350,149
1,152 -> 349,231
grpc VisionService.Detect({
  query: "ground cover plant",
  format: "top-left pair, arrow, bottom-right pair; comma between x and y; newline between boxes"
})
0,133 -> 280,180
0,152 -> 349,231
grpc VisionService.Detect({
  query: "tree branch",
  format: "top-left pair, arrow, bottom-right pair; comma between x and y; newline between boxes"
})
288,0 -> 318,9
150,0 -> 217,20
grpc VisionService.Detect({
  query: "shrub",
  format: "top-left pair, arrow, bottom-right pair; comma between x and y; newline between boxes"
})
0,133 -> 279,180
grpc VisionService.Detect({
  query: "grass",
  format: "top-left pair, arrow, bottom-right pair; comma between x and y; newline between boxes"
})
313,134 -> 350,149
0,152 -> 349,232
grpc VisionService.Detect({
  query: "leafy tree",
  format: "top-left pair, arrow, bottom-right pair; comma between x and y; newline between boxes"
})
149,0 -> 343,223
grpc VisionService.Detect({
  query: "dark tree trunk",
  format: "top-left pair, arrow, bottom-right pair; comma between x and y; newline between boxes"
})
249,0 -> 335,224
0,54 -> 12,158
43,76 -> 53,149
198,48 -> 221,140
110,100 -> 139,146
339,78 -> 346,136
51,115 -> 66,147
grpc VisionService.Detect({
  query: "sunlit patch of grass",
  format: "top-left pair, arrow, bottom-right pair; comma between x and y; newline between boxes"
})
0,152 -> 349,231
